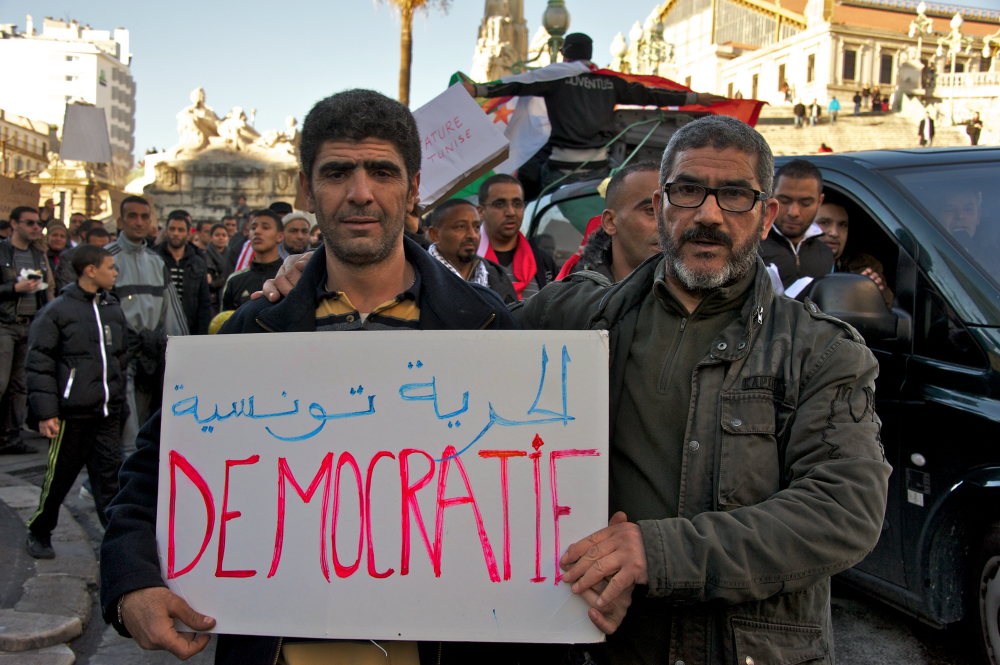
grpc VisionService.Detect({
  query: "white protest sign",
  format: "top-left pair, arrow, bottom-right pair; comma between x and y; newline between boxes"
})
413,84 -> 510,211
156,331 -> 608,643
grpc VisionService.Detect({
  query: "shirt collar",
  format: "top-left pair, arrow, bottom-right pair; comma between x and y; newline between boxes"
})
315,262 -> 422,310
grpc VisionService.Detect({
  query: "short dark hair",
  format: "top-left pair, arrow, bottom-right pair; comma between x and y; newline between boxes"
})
478,173 -> 522,204
167,209 -> 191,221
85,226 -> 110,243
120,195 -> 150,217
222,215 -> 237,223
210,223 -> 227,236
196,220 -> 213,233
775,159 -> 823,192
429,198 -> 477,227
10,206 -> 37,223
605,161 -> 659,212
72,244 -> 113,277
79,219 -> 103,235
69,212 -> 87,222
249,209 -> 283,231
268,201 -> 294,216
299,89 -> 421,186
165,214 -> 191,231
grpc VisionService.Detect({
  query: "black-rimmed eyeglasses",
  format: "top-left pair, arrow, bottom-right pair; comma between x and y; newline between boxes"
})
664,182 -> 767,213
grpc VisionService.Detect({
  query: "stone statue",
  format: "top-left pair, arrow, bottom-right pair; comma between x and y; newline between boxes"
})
217,106 -> 260,151
175,87 -> 220,154
471,0 -> 528,81
254,116 -> 299,156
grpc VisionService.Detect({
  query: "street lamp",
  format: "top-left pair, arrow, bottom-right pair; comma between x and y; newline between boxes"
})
908,1 -> 933,61
542,0 -> 570,61
937,13 -> 976,123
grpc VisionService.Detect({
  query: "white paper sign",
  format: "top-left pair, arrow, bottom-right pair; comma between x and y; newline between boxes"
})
156,331 -> 609,643
413,84 -> 510,209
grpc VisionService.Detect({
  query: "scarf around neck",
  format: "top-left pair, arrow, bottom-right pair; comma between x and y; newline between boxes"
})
484,232 -> 537,298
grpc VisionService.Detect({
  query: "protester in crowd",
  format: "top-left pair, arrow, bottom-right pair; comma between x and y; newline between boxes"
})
54,220 -> 105,293
512,114 -> 890,663
191,220 -> 212,253
308,224 -> 323,248
463,33 -> 725,191
85,226 -> 110,248
404,199 -> 431,250
426,198 -> 517,303
0,207 -> 54,455
233,194 -> 250,221
225,215 -> 250,267
222,215 -> 237,238
204,223 -> 232,316
758,158 -> 834,289
280,212 -> 311,255
793,99 -> 806,128
814,197 -> 892,308
109,196 -> 188,457
0,220 -> 12,240
476,173 -> 556,299
968,112 -> 983,146
24,245 -> 127,559
919,111 -> 935,147
38,199 -> 55,225
156,214 -> 212,335
268,201 -> 293,219
44,224 -> 69,274
221,210 -> 285,312
68,212 -> 87,247
828,96 -> 840,123
564,161 -> 661,283
853,90 -> 862,116
143,217 -> 160,246
808,98 -> 821,126
100,89 -> 518,665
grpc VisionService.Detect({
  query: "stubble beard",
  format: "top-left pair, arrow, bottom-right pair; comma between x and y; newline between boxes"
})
320,205 -> 403,267
657,206 -> 763,295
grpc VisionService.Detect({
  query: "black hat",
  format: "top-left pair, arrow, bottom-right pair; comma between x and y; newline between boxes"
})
560,33 -> 593,61
268,201 -> 294,215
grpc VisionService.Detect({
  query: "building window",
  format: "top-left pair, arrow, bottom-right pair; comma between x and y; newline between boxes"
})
879,53 -> 893,84
843,49 -> 857,81
65,75 -> 77,82
64,55 -> 77,62
807,54 -> 816,83
778,63 -> 786,91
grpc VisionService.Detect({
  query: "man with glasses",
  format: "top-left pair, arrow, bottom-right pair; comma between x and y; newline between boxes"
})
0,207 -> 54,454
476,173 -> 555,300
513,115 -> 889,665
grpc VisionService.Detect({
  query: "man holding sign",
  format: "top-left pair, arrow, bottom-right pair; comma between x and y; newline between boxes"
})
101,90 -> 621,665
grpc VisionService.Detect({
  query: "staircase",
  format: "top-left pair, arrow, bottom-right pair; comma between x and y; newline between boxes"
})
755,106 -> 971,156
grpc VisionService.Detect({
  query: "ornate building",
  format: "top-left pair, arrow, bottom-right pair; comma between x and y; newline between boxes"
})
471,0 -> 529,81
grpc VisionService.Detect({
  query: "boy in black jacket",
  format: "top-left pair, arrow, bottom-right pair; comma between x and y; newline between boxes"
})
25,245 -> 129,559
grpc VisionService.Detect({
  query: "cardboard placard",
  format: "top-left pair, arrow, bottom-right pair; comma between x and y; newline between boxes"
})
156,331 -> 609,643
413,84 -> 510,212
0,176 -> 41,220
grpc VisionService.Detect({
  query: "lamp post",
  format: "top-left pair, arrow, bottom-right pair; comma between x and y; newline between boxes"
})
542,0 -> 570,62
908,1 -> 933,63
937,13 -> 975,124
983,26 -> 1000,73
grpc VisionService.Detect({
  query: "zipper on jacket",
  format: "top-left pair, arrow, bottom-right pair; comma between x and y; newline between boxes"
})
93,299 -> 110,417
271,636 -> 283,665
478,312 -> 496,330
256,318 -> 276,333
62,368 -> 76,399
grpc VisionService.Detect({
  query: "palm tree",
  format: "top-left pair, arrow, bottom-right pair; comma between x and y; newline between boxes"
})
378,0 -> 450,106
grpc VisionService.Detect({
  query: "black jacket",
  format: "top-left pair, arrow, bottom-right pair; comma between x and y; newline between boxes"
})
919,118 -> 935,139
220,258 -> 282,312
0,239 -> 52,323
25,284 -> 128,422
99,236 -> 518,665
204,245 -> 232,313
156,244 -> 212,335
476,69 -> 693,152
757,227 -> 834,289
480,256 -> 519,304
568,227 -> 616,282
54,245 -> 79,294
225,232 -> 248,268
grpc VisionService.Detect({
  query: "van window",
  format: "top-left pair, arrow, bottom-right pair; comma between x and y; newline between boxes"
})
914,272 -> 985,368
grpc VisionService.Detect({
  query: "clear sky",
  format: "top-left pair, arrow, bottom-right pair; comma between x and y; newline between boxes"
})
0,0 -> 998,160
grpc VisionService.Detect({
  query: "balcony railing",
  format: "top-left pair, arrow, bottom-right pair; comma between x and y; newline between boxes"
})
937,72 -> 1000,89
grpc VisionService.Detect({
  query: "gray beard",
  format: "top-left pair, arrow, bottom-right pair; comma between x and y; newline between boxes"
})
321,207 -> 403,267
657,212 -> 762,295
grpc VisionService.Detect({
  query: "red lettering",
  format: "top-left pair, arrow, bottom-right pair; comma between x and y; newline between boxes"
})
216,455 -> 259,578
435,446 -> 500,582
466,129 -> 472,139
458,134 -> 465,144
365,451 -> 395,578
445,144 -> 454,154
479,450 -> 527,581
267,453 -> 334,581
399,449 -> 435,575
445,120 -> 454,132
529,435 -> 546,583
167,450 -> 215,579
454,115 -> 463,129
424,136 -> 433,150
550,448 -> 600,584
332,452 -> 364,578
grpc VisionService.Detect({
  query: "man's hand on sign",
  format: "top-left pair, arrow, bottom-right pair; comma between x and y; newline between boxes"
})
560,511 -> 648,634
696,92 -> 729,106
121,587 -> 215,659
252,251 -> 312,302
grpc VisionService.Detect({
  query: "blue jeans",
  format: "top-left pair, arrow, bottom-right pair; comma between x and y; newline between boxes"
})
854,103 -> 860,116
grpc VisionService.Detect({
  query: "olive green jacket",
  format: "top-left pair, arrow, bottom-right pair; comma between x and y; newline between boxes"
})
512,256 -> 891,665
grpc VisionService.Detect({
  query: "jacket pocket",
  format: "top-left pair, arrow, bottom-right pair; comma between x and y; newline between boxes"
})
732,618 -> 829,665
718,394 -> 780,509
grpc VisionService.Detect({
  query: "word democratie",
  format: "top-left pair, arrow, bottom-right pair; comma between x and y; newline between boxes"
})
164,345 -> 600,586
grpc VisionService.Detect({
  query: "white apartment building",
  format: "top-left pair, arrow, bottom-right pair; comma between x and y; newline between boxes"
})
0,16 -> 135,171
0,108 -> 56,176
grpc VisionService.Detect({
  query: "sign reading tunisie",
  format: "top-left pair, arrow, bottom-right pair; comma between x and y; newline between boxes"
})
0,176 -> 41,221
412,84 -> 510,212
156,331 -> 609,643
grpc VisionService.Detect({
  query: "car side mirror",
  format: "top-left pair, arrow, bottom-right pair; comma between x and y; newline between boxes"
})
802,273 -> 900,343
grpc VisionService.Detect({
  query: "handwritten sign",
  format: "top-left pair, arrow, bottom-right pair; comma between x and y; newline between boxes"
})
156,331 -> 609,643
0,176 -> 41,221
413,84 -> 509,212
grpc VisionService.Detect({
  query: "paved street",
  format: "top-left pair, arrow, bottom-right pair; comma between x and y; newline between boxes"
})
0,439 -> 981,664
